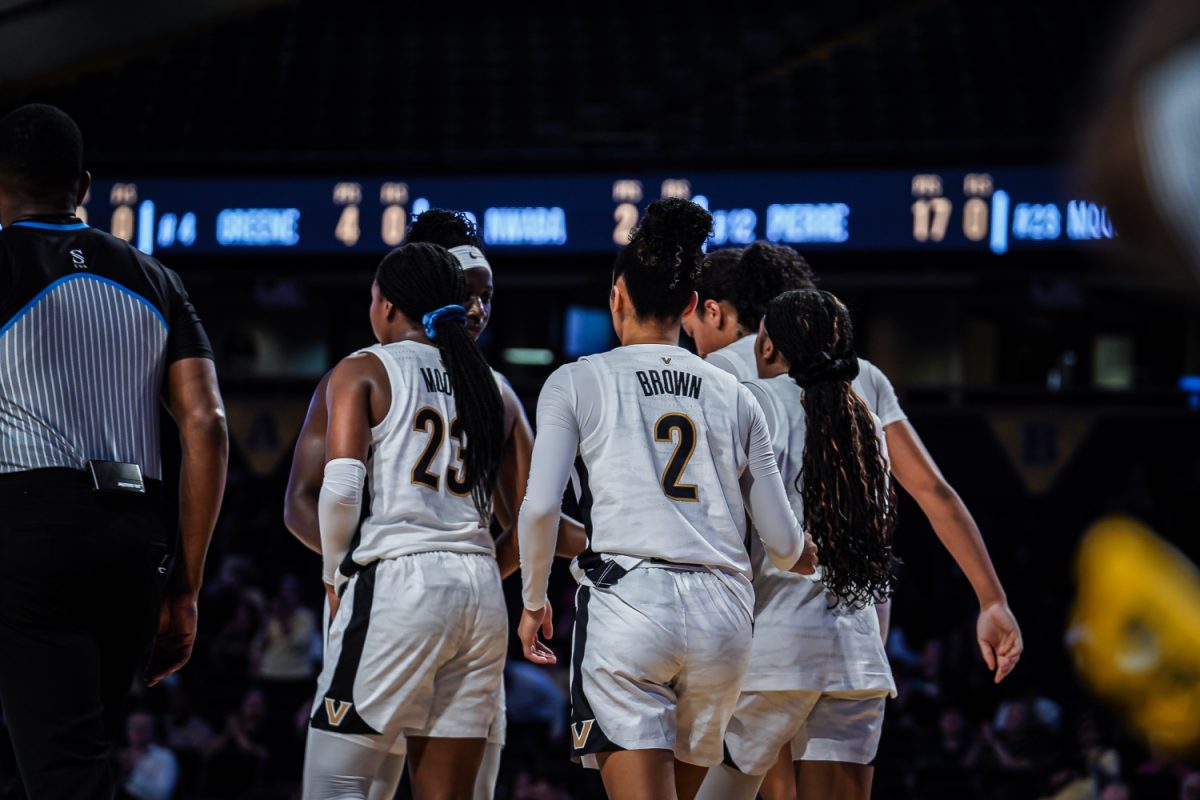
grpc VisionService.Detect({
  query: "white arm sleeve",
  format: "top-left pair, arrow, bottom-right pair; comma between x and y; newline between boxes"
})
519,367 -> 581,612
319,458 -> 366,586
738,386 -> 805,571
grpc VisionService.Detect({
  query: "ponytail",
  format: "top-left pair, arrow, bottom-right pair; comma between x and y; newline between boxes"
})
375,242 -> 504,524
764,289 -> 897,608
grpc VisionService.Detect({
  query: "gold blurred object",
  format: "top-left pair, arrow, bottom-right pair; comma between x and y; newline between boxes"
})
1070,515 -> 1200,755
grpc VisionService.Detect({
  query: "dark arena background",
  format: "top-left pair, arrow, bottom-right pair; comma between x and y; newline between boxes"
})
3,1 -> 1200,798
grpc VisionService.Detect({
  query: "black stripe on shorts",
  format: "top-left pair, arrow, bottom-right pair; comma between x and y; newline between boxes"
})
569,586 -> 624,757
310,561 -> 382,735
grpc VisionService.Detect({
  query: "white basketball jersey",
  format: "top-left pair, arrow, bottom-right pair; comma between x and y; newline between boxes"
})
566,344 -> 758,576
347,341 -> 496,568
706,335 -> 908,427
741,374 -> 895,694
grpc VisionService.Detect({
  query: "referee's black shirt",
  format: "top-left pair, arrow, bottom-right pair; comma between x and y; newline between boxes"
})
0,216 -> 213,479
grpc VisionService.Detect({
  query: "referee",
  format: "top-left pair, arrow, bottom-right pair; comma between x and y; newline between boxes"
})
0,105 -> 228,799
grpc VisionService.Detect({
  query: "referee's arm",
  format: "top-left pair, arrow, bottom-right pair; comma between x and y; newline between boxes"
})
145,356 -> 228,687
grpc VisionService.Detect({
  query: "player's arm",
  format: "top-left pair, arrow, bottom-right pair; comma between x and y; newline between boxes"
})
738,385 -> 815,574
147,357 -> 229,687
517,367 -> 580,665
283,372 -> 332,554
885,419 -> 1023,682
494,379 -> 587,578
319,356 -> 378,614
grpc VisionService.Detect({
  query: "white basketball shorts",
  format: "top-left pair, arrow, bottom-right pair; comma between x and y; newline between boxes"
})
724,689 -> 888,775
310,551 -> 507,751
569,566 -> 753,769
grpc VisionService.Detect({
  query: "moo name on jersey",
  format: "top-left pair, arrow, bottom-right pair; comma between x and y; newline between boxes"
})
420,367 -> 454,396
635,369 -> 702,399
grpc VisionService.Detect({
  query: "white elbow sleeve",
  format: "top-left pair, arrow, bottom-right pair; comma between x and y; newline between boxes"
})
319,458 -> 366,586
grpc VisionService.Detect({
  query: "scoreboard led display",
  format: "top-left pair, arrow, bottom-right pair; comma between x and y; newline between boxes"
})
67,168 -> 1115,257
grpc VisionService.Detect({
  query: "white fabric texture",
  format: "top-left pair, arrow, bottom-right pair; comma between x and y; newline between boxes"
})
319,458 -> 366,585
740,375 -> 895,694
349,342 -> 499,569
519,344 -> 804,610
449,244 -> 492,275
788,691 -> 888,764
570,568 -> 752,769
311,552 -> 506,749
705,334 -> 908,426
722,689 -> 888,774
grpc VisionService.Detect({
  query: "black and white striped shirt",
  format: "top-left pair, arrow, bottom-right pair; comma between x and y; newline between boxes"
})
0,218 -> 212,480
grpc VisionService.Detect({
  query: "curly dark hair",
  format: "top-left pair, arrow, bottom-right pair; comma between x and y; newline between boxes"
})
374,242 -> 503,524
764,289 -> 897,609
695,241 -> 817,332
407,208 -> 483,250
613,198 -> 712,320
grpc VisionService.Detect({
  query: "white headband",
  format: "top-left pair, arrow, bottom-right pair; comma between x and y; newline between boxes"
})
449,245 -> 492,276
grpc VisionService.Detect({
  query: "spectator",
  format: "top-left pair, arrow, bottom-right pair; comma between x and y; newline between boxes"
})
1078,715 -> 1121,790
207,590 -> 264,710
161,680 -> 214,796
202,689 -> 269,798
116,711 -> 179,800
252,575 -> 317,684
1182,772 -> 1200,800
1100,783 -> 1132,800
252,575 -> 318,743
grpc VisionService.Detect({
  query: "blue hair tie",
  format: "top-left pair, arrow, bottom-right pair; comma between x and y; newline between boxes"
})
422,304 -> 467,340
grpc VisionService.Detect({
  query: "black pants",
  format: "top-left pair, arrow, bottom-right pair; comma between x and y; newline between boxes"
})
0,469 -> 168,800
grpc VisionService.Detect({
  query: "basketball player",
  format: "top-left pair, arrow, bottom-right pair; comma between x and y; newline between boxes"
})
284,210 -> 585,799
683,243 -> 1022,799
517,199 -> 817,800
695,289 -> 899,800
301,242 -> 508,800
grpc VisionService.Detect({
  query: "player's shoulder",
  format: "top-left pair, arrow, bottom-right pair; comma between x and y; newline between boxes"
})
332,346 -> 388,385
740,374 -> 795,414
856,358 -> 893,389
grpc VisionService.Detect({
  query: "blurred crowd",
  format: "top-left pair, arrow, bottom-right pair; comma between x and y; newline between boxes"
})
0,442 -> 1195,800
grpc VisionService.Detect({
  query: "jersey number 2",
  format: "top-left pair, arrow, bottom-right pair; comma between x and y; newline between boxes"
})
411,407 -> 470,495
654,413 -> 699,502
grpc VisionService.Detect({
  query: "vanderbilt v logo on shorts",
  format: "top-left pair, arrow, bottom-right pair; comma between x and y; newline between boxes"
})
571,719 -> 595,750
324,698 -> 353,727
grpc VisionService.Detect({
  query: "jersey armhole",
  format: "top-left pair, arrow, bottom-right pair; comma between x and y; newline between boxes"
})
356,346 -> 405,441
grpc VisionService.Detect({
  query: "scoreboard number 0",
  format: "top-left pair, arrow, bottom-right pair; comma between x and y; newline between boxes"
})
382,205 -> 407,246
962,197 -> 990,242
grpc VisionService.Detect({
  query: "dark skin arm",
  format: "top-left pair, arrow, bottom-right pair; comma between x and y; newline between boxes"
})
283,371 -> 333,553
491,380 -> 586,578
321,353 -> 389,619
885,420 -> 1023,683
146,357 -> 229,687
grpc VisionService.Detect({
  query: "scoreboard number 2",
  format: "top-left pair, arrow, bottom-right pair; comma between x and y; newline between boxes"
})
613,203 -> 638,245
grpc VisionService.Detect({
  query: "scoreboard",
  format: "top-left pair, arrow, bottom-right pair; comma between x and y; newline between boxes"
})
74,168 -> 1116,257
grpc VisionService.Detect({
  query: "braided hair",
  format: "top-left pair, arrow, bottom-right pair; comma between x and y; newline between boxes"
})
613,198 -> 712,320
695,241 -> 817,331
374,242 -> 504,524
764,289 -> 898,609
408,208 -> 483,250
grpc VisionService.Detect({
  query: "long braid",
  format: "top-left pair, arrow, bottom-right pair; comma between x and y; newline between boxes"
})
764,289 -> 898,609
375,242 -> 504,524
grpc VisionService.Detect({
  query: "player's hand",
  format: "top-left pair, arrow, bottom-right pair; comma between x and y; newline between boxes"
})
519,601 -> 557,665
324,582 -> 340,623
791,532 -> 819,575
145,591 -> 199,687
977,601 -> 1023,683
